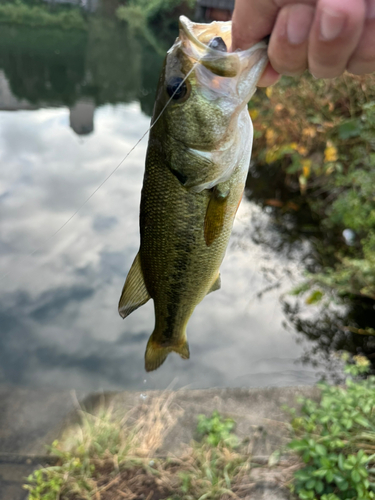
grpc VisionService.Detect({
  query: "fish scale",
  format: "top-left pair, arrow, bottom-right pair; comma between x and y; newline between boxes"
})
140,142 -> 238,329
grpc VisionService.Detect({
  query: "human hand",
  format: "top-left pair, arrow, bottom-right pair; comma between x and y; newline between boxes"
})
232,0 -> 375,86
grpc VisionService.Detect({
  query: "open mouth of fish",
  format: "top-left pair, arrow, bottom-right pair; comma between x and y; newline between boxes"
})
178,15 -> 269,85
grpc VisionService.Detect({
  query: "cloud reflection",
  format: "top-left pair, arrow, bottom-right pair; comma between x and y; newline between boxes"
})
0,103 -> 325,392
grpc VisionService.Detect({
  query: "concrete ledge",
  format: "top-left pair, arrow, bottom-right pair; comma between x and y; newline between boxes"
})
67,386 -> 321,457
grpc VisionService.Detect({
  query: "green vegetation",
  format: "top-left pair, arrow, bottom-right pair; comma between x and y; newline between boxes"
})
285,354 -> 375,499
250,73 -> 375,333
116,0 -> 195,28
0,0 -> 86,30
116,0 -> 195,56
196,410 -> 239,447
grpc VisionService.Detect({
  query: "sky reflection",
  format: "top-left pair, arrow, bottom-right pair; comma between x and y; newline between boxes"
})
0,102 -> 327,392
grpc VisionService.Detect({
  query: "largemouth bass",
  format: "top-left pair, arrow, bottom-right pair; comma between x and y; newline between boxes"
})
119,16 -> 268,372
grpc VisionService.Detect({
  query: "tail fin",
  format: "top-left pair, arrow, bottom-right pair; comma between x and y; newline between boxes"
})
145,333 -> 190,372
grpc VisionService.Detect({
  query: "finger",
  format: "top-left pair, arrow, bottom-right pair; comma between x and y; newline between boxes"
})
268,4 -> 315,76
257,63 -> 281,87
231,0 -> 316,50
308,0 -> 366,78
347,0 -> 375,74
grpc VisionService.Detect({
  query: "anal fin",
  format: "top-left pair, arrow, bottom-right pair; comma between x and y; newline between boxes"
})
207,273 -> 221,295
118,252 -> 150,319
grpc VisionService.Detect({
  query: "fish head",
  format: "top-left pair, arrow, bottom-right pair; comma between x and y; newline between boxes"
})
152,16 -> 268,158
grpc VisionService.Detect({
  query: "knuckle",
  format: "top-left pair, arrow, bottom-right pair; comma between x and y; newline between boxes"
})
309,64 -> 345,79
347,60 -> 375,75
269,46 -> 307,76
353,48 -> 375,65
347,45 -> 375,74
308,47 -> 348,78
271,58 -> 306,76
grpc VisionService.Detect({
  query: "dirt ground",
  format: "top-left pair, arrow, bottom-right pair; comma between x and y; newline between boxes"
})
92,457 -> 299,500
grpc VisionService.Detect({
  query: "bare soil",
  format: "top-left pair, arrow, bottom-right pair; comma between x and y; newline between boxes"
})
90,457 -> 299,500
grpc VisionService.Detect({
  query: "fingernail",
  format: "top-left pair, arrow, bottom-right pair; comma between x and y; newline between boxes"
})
367,0 -> 375,19
287,6 -> 312,45
320,8 -> 346,41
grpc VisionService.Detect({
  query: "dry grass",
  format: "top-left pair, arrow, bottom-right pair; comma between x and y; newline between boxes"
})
121,391 -> 180,458
59,391 -> 181,461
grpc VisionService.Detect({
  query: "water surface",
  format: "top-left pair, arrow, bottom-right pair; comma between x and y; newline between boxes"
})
0,16 -> 360,392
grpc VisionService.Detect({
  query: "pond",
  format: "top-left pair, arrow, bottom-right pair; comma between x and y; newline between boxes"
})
0,12 -> 373,393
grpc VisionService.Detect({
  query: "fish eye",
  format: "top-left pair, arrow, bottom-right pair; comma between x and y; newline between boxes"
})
166,77 -> 187,100
208,36 -> 227,52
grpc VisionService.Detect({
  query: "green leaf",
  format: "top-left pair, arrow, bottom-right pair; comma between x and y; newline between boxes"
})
337,478 -> 349,491
354,415 -> 371,428
305,479 -> 316,490
337,119 -> 362,140
305,290 -> 324,305
289,439 -> 309,451
303,450 -> 311,463
295,469 -> 313,482
298,490 -> 315,500
313,469 -> 327,478
315,480 -> 324,494
320,457 -> 331,468
326,470 -> 334,483
338,454 -> 345,471
315,444 -> 327,456
351,469 -> 361,483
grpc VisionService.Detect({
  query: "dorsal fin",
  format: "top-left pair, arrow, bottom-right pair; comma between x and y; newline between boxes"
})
118,252 -> 150,319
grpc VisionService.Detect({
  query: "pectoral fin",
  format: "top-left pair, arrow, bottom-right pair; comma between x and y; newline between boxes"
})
207,273 -> 221,295
204,185 -> 230,246
118,252 -> 150,319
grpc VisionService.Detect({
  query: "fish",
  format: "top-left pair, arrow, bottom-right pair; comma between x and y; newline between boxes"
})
118,16 -> 268,372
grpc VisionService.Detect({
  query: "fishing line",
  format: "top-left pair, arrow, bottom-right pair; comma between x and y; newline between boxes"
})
0,59 -> 200,283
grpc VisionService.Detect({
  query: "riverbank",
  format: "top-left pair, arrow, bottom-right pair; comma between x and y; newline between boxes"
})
6,358 -> 375,500
0,385 -> 320,500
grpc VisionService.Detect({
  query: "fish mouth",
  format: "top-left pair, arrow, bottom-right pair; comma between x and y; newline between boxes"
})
178,16 -> 268,79
179,16 -> 233,52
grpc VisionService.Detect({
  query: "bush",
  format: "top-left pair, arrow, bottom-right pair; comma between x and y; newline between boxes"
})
0,0 -> 86,30
286,355 -> 375,499
116,0 -> 195,27
250,73 -> 375,304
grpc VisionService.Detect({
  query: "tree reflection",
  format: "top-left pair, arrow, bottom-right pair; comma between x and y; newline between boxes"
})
282,298 -> 375,381
0,26 -> 88,105
246,161 -> 375,372
0,15 -> 170,116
